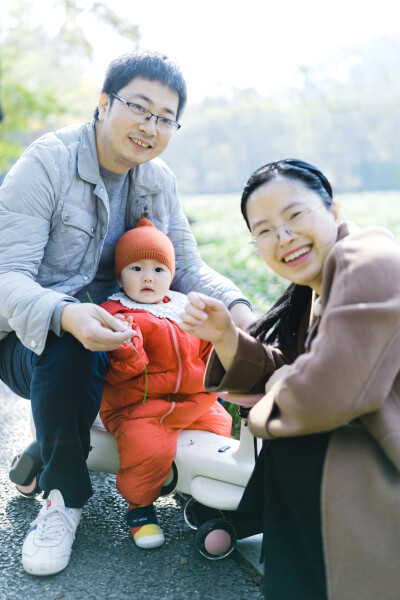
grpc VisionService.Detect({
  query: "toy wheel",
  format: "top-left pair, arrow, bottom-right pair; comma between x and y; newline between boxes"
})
183,496 -> 199,530
183,497 -> 230,531
196,518 -> 237,560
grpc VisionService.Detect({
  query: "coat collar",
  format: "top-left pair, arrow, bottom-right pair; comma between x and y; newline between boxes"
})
305,220 -> 352,348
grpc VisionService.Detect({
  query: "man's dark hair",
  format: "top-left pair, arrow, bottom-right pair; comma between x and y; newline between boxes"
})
93,49 -> 187,121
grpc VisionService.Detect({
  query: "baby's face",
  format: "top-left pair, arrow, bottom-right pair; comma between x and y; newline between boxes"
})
119,259 -> 172,304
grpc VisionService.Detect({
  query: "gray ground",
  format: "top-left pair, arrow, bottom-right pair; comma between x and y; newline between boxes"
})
0,382 -> 263,600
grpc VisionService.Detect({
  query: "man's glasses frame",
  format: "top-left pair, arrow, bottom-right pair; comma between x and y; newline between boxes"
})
110,92 -> 181,135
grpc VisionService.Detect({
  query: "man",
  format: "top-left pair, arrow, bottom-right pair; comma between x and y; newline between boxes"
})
0,50 -> 253,576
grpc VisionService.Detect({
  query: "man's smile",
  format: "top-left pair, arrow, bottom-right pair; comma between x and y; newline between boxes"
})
129,136 -> 152,149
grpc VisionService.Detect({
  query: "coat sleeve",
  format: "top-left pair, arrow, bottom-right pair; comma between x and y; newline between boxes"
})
204,329 -> 290,394
104,322 -> 149,385
248,228 -> 400,439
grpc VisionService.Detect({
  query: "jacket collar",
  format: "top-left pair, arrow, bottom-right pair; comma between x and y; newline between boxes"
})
77,121 -> 100,184
127,160 -> 163,195
77,120 -> 162,195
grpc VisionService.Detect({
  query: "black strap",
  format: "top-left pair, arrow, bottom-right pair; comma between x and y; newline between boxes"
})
126,504 -> 159,528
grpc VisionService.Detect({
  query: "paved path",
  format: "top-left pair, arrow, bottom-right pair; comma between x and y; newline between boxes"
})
0,383 -> 263,600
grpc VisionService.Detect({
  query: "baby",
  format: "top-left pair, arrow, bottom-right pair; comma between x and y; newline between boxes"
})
100,219 -> 232,549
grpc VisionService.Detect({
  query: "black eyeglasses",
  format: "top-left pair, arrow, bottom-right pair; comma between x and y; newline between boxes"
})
110,92 -> 181,135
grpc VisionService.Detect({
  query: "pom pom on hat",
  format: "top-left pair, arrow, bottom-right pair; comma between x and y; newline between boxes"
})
114,219 -> 175,281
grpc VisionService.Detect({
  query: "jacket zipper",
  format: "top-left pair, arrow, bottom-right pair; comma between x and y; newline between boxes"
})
159,320 -> 182,424
167,319 -> 182,393
160,401 -> 176,424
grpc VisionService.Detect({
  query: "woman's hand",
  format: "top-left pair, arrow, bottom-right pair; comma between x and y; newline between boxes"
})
180,292 -> 239,371
180,292 -> 232,343
61,303 -> 135,351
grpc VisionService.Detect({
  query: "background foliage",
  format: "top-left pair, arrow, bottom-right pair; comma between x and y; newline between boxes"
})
0,0 -> 139,174
163,35 -> 400,194
1,2 -> 400,438
1,2 -> 400,194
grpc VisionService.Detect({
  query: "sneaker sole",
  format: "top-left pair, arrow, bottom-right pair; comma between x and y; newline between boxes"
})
134,533 -> 165,549
22,555 -> 70,576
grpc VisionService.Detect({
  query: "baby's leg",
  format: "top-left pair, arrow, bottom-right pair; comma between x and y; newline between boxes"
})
116,417 -> 179,506
188,397 -> 232,437
115,416 -> 180,549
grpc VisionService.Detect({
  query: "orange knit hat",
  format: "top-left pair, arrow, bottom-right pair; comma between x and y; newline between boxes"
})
114,218 -> 175,281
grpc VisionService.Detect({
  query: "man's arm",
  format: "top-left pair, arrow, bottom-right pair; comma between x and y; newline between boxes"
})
0,144 -> 73,353
0,142 -> 133,354
160,166 -> 252,323
228,301 -> 255,330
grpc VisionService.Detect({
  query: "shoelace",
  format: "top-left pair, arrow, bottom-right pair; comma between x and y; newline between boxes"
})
31,505 -> 77,543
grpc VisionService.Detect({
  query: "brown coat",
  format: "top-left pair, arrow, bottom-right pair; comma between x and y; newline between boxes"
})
205,224 -> 400,600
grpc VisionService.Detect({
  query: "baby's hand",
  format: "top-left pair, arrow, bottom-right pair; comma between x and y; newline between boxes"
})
114,314 -> 136,336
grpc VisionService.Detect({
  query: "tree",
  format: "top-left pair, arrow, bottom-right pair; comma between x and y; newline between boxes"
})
0,0 -> 140,174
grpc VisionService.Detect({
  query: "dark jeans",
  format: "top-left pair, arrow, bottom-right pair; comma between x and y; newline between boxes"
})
0,331 -> 109,507
237,433 -> 331,600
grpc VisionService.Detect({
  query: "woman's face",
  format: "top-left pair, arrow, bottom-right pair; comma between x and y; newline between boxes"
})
246,177 -> 340,294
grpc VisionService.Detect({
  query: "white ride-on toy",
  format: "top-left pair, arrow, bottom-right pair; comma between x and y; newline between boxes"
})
9,393 -> 262,559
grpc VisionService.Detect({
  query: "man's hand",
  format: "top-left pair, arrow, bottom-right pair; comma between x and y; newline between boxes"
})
61,303 -> 135,351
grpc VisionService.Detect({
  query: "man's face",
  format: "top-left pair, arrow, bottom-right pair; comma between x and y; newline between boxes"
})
96,77 -> 179,174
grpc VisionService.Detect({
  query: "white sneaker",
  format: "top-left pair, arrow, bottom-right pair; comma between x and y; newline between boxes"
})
22,489 -> 82,576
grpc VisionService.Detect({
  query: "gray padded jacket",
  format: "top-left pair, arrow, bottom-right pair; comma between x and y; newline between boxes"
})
0,120 -> 249,354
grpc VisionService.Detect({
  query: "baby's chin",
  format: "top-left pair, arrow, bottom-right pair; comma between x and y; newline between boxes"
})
127,292 -> 165,304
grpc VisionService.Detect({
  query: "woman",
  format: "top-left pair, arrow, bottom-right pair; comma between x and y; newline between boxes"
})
180,159 -> 400,600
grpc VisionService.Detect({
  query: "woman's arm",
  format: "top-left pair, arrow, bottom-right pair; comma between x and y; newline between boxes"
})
180,291 -> 289,393
248,228 -> 400,439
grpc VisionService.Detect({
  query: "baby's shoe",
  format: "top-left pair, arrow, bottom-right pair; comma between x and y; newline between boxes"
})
127,504 -> 165,549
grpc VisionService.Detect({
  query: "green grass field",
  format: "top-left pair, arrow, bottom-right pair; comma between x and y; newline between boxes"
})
182,190 -> 400,315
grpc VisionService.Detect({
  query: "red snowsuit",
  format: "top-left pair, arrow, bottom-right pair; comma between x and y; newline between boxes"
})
100,292 -> 232,506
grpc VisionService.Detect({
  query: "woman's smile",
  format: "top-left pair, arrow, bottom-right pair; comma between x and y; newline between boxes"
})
281,243 -> 313,265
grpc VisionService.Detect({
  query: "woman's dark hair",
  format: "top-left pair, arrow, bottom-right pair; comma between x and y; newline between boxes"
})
249,283 -> 312,346
242,159 -> 334,346
93,49 -> 187,121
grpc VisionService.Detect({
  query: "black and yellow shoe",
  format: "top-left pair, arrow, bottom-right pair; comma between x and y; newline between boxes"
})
127,504 -> 165,549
